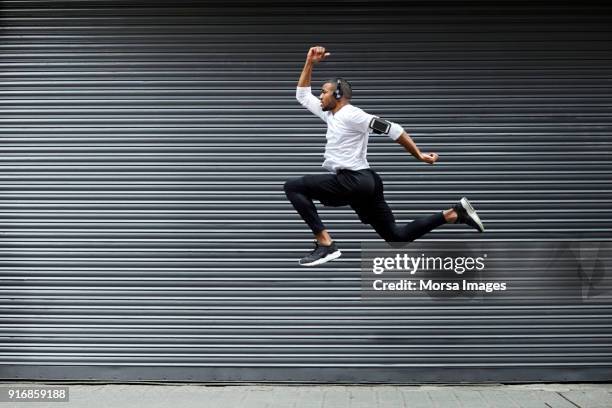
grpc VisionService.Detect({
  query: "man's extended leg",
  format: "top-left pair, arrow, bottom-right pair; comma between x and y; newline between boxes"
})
361,171 -> 484,244
371,210 -> 447,243
370,198 -> 484,244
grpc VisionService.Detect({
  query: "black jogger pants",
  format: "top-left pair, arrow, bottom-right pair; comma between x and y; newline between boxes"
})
283,168 -> 446,243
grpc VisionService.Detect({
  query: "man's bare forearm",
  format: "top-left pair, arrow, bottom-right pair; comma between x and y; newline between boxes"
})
396,132 -> 422,159
298,60 -> 314,87
396,132 -> 439,164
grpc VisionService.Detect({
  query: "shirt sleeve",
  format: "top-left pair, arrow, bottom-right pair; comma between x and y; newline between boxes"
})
348,107 -> 405,141
296,86 -> 327,122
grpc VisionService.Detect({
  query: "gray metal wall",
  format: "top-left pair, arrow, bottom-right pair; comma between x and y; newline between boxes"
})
1,1 -> 611,382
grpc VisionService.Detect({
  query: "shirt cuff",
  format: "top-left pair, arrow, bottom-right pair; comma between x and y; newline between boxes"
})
296,86 -> 312,101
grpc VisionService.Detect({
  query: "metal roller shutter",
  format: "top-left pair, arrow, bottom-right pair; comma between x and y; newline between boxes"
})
1,0 -> 611,382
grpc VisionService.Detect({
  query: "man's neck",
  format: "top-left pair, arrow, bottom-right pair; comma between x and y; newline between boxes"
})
331,100 -> 349,115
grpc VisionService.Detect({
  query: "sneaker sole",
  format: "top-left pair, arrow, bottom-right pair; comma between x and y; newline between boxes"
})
460,197 -> 485,232
299,250 -> 342,267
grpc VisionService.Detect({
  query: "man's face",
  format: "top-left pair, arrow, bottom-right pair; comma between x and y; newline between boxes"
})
319,82 -> 338,111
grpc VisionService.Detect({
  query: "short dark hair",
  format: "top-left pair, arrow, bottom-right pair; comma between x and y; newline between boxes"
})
325,77 -> 352,100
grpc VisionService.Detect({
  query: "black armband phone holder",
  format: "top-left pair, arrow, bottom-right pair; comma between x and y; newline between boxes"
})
369,117 -> 391,135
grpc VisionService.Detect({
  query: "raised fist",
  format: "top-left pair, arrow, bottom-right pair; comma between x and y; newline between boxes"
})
307,46 -> 330,63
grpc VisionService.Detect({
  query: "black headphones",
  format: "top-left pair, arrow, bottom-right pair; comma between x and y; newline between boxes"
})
334,77 -> 344,100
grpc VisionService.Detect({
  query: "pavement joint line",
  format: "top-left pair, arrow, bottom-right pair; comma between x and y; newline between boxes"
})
557,391 -> 582,408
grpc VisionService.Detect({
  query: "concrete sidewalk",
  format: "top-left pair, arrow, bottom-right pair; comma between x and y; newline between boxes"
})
0,382 -> 611,408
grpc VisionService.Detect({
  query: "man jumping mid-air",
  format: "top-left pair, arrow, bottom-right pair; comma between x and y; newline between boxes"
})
284,46 -> 485,266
